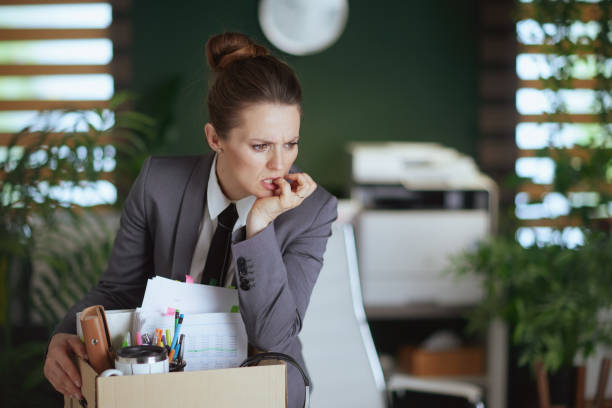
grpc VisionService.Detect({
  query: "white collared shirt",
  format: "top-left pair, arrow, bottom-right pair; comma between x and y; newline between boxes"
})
188,154 -> 256,286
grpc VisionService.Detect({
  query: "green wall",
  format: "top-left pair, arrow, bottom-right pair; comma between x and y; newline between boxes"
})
132,0 -> 479,197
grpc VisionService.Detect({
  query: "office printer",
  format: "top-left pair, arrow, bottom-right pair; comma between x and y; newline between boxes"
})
350,142 -> 498,309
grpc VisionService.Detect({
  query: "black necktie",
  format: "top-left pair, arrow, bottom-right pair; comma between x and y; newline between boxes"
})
201,203 -> 239,286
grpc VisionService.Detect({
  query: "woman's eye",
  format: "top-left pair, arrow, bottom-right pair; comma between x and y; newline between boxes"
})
253,144 -> 268,152
284,142 -> 299,149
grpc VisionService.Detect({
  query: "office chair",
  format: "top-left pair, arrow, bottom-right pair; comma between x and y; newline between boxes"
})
300,222 -> 486,408
300,222 -> 387,408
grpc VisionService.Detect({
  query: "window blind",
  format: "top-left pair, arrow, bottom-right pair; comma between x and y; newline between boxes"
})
0,0 -> 131,206
515,0 -> 612,247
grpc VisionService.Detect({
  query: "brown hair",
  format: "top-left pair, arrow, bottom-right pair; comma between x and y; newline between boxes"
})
205,32 -> 302,138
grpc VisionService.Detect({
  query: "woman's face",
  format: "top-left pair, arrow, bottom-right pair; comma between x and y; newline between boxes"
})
208,103 -> 301,200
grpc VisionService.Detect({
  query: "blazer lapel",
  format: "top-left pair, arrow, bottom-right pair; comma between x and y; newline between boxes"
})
170,154 -> 214,280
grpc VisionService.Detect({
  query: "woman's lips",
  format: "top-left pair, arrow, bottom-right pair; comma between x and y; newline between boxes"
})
261,178 -> 278,191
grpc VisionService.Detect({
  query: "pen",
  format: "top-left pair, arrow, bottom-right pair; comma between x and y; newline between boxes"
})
161,334 -> 166,347
177,334 -> 185,362
170,315 -> 183,354
173,344 -> 180,361
174,310 -> 180,332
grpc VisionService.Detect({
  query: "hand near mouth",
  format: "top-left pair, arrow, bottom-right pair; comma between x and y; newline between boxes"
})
247,172 -> 317,238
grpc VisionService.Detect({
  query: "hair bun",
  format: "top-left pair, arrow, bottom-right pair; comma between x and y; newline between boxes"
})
206,32 -> 269,72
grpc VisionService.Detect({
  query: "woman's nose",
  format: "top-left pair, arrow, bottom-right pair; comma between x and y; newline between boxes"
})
268,149 -> 284,170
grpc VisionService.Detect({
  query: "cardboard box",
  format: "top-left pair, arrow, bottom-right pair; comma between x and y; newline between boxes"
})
65,357 -> 287,408
398,346 -> 485,377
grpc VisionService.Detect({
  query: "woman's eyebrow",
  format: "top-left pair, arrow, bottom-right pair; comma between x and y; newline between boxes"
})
248,139 -> 275,145
249,136 -> 300,144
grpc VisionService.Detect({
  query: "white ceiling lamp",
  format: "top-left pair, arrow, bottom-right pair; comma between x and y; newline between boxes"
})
258,0 -> 349,56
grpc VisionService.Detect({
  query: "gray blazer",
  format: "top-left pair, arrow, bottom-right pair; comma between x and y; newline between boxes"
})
54,153 -> 338,408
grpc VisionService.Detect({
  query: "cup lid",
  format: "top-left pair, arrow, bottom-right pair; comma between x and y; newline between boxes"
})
115,345 -> 168,364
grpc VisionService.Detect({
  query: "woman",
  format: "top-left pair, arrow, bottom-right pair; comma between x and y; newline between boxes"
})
44,32 -> 337,408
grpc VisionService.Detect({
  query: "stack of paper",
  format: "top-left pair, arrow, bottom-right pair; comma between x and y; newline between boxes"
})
140,276 -> 239,314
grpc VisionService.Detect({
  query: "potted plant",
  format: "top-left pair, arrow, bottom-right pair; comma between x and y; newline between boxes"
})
452,232 -> 612,406
0,94 -> 155,406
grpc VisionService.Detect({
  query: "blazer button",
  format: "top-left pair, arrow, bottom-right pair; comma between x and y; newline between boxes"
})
240,281 -> 250,291
237,257 -> 247,275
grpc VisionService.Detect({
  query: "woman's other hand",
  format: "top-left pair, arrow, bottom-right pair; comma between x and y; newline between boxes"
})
247,172 -> 316,238
44,333 -> 88,400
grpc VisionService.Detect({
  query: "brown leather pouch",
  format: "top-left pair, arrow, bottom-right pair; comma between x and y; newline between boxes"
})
80,305 -> 113,374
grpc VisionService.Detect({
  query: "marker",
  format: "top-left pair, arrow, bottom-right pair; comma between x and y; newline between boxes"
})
121,332 -> 131,348
136,331 -> 142,346
166,330 -> 171,348
174,310 -> 180,332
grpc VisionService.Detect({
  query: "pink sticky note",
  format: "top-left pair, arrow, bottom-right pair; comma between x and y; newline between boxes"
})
185,275 -> 194,284
166,307 -> 176,316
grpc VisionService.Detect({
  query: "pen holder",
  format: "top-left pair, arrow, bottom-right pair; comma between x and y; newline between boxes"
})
169,358 -> 186,372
